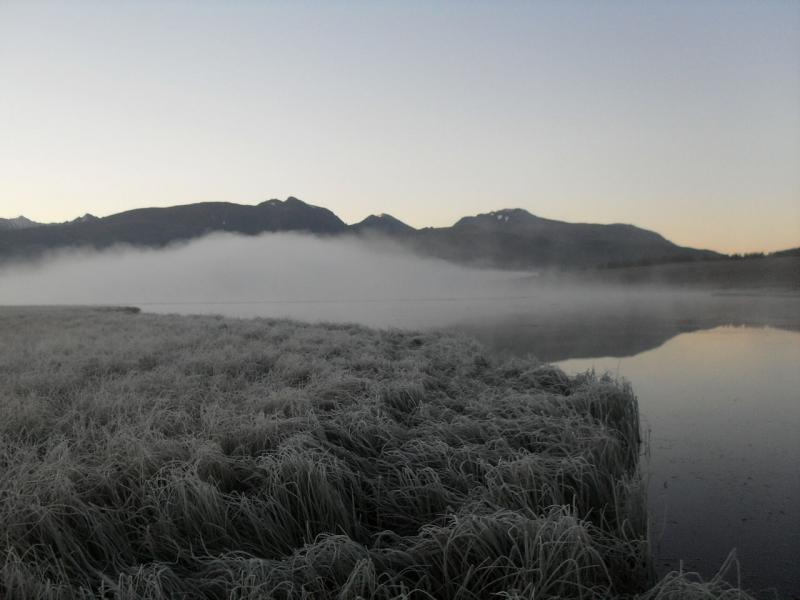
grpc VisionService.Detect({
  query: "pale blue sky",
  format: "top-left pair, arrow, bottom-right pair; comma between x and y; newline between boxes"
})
1,1 -> 798,252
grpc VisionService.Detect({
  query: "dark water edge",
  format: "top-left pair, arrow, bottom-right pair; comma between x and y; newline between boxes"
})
450,294 -> 799,599
554,328 -> 800,600
450,292 -> 800,363
449,295 -> 799,599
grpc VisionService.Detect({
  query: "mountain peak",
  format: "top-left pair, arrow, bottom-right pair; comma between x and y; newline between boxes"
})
454,208 -> 544,229
259,196 -> 308,208
487,208 -> 537,221
72,213 -> 98,224
352,213 -> 415,235
0,215 -> 42,230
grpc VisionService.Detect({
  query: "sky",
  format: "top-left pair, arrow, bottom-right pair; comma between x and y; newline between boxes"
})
0,1 -> 798,254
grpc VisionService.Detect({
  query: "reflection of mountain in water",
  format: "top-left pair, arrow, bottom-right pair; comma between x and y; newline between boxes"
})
453,294 -> 800,362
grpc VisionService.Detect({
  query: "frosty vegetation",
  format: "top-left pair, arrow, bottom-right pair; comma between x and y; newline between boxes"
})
0,308 -> 752,599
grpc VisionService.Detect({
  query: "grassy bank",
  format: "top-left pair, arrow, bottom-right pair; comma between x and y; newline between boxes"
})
0,307 -> 752,599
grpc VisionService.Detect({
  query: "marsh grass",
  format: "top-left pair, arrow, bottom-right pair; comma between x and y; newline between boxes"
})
0,307 -> 753,599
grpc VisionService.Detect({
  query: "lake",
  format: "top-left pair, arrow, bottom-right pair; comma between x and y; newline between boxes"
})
559,326 -> 800,598
146,292 -> 799,597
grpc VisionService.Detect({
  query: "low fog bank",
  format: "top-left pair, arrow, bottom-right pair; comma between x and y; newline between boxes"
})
0,232 -> 529,326
1,232 -> 796,339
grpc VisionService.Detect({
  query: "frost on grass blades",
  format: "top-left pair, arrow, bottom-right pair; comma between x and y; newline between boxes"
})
0,308 -> 752,599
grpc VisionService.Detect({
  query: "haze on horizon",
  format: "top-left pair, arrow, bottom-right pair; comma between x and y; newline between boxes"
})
1,1 -> 798,254
0,230 -> 714,329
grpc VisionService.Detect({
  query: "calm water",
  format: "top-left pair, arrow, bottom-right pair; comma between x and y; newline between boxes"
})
558,326 -> 800,598
144,294 -> 800,597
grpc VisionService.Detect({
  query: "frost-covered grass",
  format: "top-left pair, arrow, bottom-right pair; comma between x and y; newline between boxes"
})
0,307 -> 753,599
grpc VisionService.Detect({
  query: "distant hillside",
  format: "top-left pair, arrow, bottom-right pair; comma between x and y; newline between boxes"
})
773,247 -> 800,258
0,197 -> 346,261
401,209 -> 720,269
0,198 -> 723,269
552,255 -> 800,291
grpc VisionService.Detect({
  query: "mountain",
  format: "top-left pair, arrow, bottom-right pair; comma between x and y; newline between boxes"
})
0,214 -> 98,231
0,198 -> 721,269
0,216 -> 42,230
0,197 -> 346,261
72,214 -> 99,225
401,208 -> 720,269
351,213 -> 416,235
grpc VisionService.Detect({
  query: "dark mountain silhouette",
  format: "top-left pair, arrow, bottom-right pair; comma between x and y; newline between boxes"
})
402,208 -> 720,269
351,213 -> 416,235
72,214 -> 100,225
1,213 -> 104,231
0,197 -> 723,269
0,216 -> 41,230
0,197 -> 346,261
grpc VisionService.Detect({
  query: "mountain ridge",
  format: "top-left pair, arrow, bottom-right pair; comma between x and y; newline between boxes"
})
0,216 -> 42,230
0,197 -> 725,269
352,213 -> 417,235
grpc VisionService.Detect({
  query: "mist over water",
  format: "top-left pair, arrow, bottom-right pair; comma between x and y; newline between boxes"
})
0,232 -> 528,323
1,231 -> 796,351
0,230 -> 736,325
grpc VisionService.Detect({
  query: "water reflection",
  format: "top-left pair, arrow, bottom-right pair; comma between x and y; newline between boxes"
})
557,326 -> 800,599
453,293 -> 800,362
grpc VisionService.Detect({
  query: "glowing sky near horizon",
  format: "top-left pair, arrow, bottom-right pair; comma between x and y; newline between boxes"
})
1,1 -> 798,253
